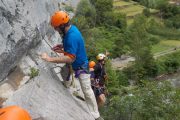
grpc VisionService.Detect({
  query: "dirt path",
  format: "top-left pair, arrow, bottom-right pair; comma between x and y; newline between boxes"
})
112,47 -> 180,70
154,47 -> 180,58
111,56 -> 135,69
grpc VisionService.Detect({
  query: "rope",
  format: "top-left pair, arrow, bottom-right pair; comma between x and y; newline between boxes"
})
42,37 -> 75,88
69,65 -> 75,88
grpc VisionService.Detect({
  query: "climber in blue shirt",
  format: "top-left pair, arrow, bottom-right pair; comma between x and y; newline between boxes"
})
41,11 -> 103,120
63,25 -> 88,70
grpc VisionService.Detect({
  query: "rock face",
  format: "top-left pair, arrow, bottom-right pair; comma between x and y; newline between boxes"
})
0,0 -> 94,120
0,0 -> 51,81
4,62 -> 93,120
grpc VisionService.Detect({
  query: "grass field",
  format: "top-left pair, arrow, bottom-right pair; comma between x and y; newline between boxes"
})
113,1 -> 134,7
152,40 -> 180,54
113,0 -> 144,26
113,1 -> 180,55
114,4 -> 144,13
113,0 -> 144,16
127,18 -> 134,25
113,0 -> 159,25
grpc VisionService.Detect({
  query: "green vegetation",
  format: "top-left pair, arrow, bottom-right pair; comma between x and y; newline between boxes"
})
127,18 -> 134,25
114,5 -> 144,14
152,40 -> 180,54
125,16 -> 157,81
148,23 -> 180,40
64,5 -> 74,12
72,0 -> 126,59
72,0 -> 96,29
85,26 -> 123,59
156,51 -> 180,75
113,0 -> 159,26
133,0 -> 180,29
29,67 -> 39,79
113,1 -> 134,7
132,0 -> 169,9
91,0 -> 113,25
113,2 -> 145,19
101,81 -> 180,120
73,0 -> 180,119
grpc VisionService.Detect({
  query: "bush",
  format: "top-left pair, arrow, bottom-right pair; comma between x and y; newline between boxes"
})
29,67 -> 39,79
143,8 -> 151,17
156,51 -> 180,75
124,15 -> 158,81
64,5 -> 74,12
165,14 -> 180,29
164,58 -> 179,73
84,26 -> 123,59
71,16 -> 90,32
105,60 -> 129,95
106,61 -> 123,87
148,21 -> 180,40
117,71 -> 129,86
103,12 -> 127,29
93,0 -> 113,25
75,0 -> 96,27
156,60 -> 166,75
148,36 -> 160,45
159,4 -> 180,19
101,81 -> 180,120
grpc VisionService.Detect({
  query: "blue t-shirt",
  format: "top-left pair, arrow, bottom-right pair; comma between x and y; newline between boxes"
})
63,25 -> 88,70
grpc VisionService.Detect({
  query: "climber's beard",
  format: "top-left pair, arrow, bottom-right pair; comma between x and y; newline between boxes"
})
55,26 -> 65,36
57,29 -> 64,36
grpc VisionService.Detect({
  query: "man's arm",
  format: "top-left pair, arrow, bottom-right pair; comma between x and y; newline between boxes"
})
41,53 -> 75,63
52,44 -> 65,54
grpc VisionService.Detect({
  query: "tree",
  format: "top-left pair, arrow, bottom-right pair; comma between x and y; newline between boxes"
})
126,15 -> 157,81
113,31 -> 131,58
101,81 -> 180,120
71,16 -> 89,32
158,3 -> 180,19
93,0 -> 113,25
75,0 -> 96,28
103,12 -> 127,29
143,8 -> 151,17
84,26 -> 123,59
165,14 -> 180,29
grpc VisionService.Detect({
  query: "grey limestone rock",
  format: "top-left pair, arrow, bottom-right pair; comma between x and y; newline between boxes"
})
0,0 -> 94,120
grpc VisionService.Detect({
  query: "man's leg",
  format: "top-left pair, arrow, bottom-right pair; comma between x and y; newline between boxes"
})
78,73 -> 100,119
97,94 -> 106,108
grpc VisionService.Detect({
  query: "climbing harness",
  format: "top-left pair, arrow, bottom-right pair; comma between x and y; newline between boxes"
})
43,36 -> 76,87
41,37 -> 86,101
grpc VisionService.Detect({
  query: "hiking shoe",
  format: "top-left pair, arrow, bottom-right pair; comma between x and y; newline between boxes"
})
95,116 -> 104,120
62,80 -> 72,88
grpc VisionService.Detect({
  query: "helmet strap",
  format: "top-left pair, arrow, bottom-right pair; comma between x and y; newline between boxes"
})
59,25 -> 66,35
58,21 -> 70,36
98,59 -> 104,62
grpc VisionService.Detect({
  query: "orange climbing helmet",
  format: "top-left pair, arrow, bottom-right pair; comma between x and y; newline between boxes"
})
89,61 -> 96,68
50,11 -> 70,27
0,106 -> 32,120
